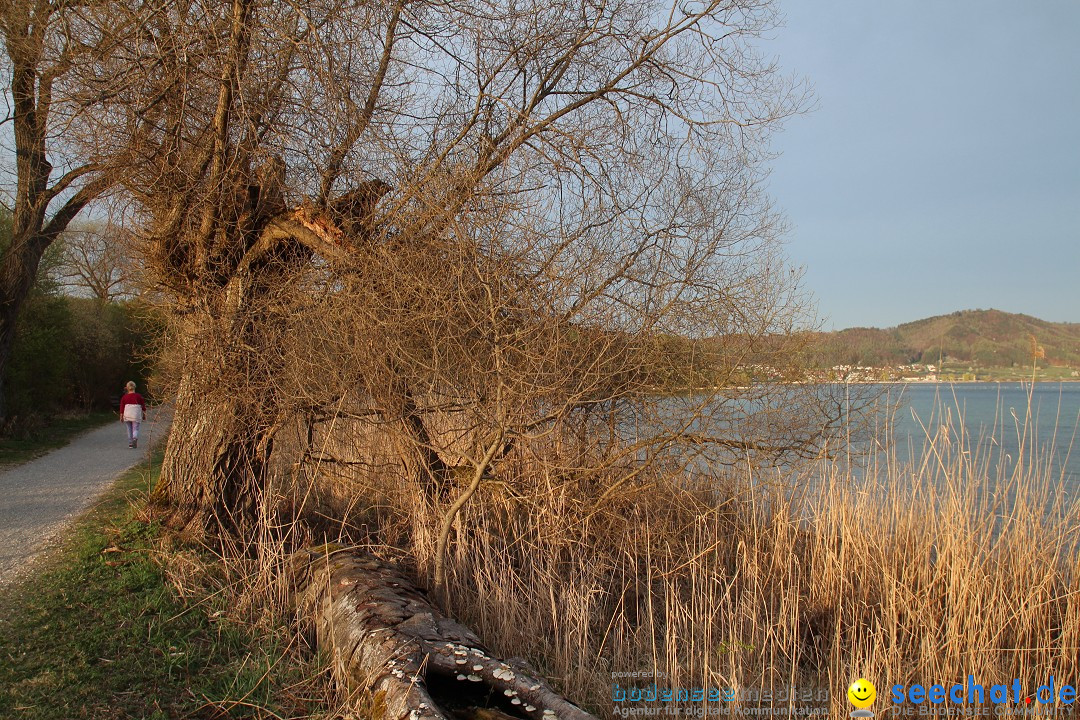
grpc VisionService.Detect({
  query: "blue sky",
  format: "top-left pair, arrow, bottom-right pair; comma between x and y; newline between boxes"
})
763,0 -> 1080,330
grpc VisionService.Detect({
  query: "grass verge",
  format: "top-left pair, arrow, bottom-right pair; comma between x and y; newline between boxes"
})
0,411 -> 116,469
0,449 -> 329,720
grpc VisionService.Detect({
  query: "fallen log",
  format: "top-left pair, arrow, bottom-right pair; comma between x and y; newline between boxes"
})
290,547 -> 599,720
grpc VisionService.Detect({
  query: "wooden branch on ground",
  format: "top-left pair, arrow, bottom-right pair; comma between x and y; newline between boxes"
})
290,547 -> 598,720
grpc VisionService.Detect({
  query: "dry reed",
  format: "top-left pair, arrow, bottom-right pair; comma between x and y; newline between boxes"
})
160,387 -> 1080,718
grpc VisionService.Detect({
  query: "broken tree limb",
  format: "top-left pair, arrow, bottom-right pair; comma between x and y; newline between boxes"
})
290,547 -> 598,720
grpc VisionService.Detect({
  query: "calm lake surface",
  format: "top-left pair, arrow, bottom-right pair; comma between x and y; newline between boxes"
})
864,382 -> 1080,495
642,382 -> 1080,507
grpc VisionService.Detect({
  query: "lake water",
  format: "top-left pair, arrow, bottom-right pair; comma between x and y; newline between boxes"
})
631,382 -> 1080,505
861,381 -> 1080,496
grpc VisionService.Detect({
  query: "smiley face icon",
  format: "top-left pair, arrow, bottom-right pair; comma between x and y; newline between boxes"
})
848,679 -> 876,716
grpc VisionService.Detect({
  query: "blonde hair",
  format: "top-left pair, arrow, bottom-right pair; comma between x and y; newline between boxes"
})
125,381 -> 136,392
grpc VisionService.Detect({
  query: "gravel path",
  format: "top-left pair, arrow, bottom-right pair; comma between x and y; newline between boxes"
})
0,411 -> 171,587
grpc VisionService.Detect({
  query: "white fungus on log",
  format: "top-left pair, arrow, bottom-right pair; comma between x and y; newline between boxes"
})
290,548 -> 597,720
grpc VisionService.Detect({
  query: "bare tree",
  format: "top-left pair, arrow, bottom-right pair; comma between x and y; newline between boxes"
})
5,0 -> 865,713
68,0 -> 829,544
0,0 -> 114,419
55,219 -> 136,301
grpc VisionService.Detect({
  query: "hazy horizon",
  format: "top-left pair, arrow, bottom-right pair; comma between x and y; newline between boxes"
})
823,306 -> 1079,332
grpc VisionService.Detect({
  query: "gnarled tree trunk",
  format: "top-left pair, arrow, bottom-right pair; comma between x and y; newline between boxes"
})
150,249 -> 296,536
151,361 -> 276,537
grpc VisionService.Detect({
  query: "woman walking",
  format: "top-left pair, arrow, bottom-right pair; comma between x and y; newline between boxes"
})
119,381 -> 147,449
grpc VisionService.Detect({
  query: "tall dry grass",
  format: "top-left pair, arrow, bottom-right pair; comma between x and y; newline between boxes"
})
164,387 -> 1080,718
354,391 -> 1080,715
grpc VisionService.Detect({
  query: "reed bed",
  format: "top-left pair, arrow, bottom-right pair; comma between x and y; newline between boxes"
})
395,395 -> 1080,714
164,390 -> 1080,717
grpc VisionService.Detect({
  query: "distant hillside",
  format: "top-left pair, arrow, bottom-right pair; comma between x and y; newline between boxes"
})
807,309 -> 1080,369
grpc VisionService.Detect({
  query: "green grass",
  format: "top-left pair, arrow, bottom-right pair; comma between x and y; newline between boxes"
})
0,451 -> 328,720
0,411 -> 116,469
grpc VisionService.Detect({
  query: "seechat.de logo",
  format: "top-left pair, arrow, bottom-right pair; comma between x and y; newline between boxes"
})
848,678 -> 877,718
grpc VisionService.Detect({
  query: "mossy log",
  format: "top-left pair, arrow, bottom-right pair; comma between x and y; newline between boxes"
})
290,547 -> 598,720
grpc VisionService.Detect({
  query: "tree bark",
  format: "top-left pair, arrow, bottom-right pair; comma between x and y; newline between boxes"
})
150,362 -> 275,537
150,248 -> 292,536
148,201 -> 384,536
0,299 -> 20,421
290,547 -> 598,720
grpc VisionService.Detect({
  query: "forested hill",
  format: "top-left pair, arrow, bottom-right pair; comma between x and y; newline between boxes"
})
806,309 -> 1080,369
